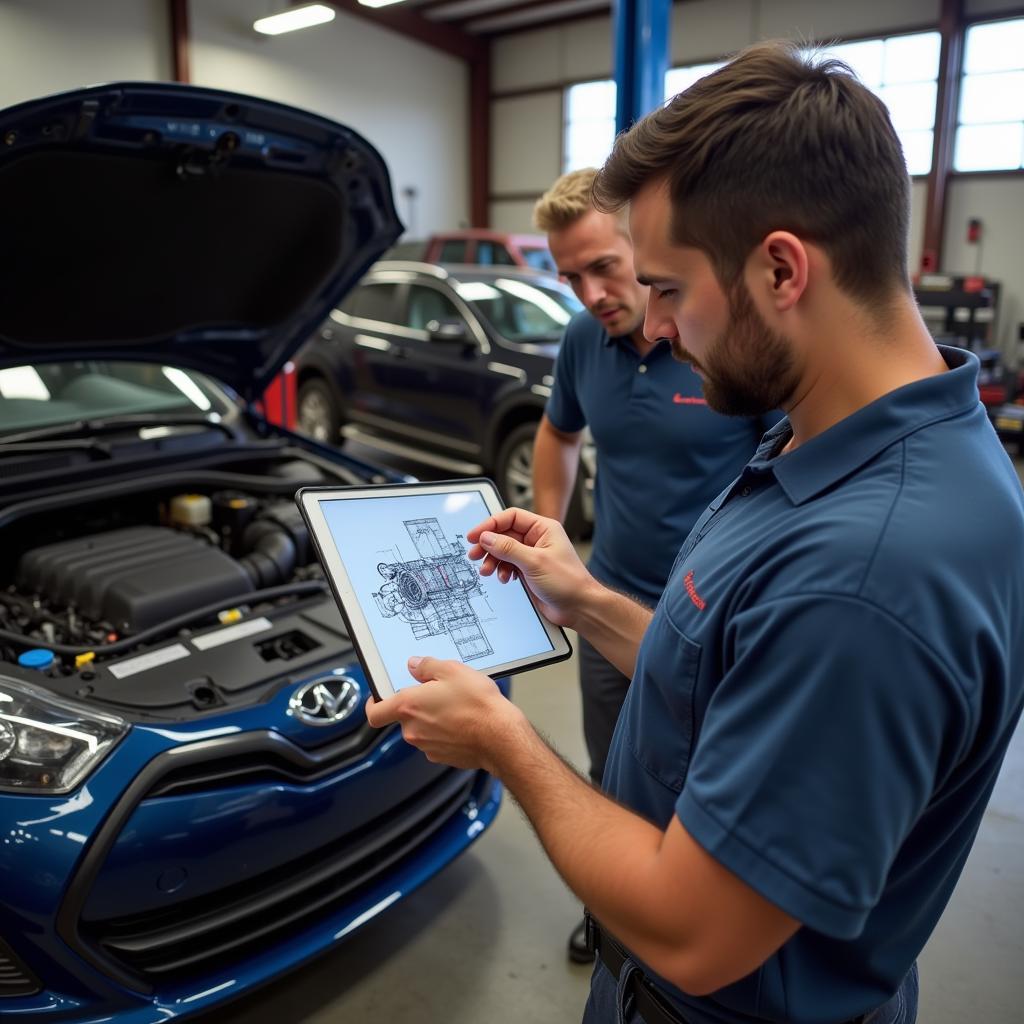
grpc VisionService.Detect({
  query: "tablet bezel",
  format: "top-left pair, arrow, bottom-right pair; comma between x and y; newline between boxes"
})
296,478 -> 572,700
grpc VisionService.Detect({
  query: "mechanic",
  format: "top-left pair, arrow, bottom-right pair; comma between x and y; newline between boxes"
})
532,169 -> 776,964
366,41 -> 1024,1024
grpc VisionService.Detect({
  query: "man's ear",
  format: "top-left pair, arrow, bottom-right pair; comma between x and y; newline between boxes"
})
746,231 -> 808,314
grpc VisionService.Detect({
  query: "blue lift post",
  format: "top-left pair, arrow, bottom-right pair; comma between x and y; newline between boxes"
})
613,0 -> 671,136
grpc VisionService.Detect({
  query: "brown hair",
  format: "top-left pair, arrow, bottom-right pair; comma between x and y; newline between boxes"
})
593,40 -> 912,305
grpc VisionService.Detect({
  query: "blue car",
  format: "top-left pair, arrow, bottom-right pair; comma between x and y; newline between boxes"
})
0,83 -> 503,1020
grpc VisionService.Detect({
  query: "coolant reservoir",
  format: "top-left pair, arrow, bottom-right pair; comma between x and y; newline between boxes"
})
169,493 -> 212,528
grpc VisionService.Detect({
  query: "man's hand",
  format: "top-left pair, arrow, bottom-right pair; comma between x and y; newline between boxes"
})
465,507 -> 594,627
364,656 -> 524,772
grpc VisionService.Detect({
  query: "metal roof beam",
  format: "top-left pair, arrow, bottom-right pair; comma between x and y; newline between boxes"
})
322,0 -> 484,60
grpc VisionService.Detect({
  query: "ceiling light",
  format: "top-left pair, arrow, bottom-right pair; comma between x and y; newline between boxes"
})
253,4 -> 336,35
358,0 -> 408,8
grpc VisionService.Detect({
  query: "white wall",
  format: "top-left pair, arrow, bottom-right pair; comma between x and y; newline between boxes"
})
0,0 -> 469,238
190,0 -> 468,237
0,0 -> 170,105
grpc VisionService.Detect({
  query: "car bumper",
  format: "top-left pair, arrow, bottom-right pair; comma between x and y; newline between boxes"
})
0,667 -> 504,1021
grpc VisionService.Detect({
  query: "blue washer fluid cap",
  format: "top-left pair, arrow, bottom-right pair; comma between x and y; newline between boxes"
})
18,648 -> 55,671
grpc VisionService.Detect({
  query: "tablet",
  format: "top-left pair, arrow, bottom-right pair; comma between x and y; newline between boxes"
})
296,478 -> 572,699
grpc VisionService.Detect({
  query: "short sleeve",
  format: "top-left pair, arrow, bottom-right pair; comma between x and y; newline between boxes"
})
676,595 -> 967,939
545,318 -> 586,433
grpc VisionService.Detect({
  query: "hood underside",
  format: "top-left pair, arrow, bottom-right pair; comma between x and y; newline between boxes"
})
0,82 -> 402,400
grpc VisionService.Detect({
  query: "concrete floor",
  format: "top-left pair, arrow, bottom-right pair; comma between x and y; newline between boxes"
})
206,451 -> 1024,1023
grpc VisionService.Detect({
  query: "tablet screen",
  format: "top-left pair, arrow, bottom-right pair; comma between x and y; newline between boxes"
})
313,486 -> 556,692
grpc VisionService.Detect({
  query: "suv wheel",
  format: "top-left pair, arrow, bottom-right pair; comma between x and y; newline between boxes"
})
495,422 -> 537,508
298,379 -> 343,445
495,421 -> 588,539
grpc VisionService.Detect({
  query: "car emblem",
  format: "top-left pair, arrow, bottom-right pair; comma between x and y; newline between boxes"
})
289,675 -> 360,726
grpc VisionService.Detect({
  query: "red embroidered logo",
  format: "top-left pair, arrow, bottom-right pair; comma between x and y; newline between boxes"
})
684,570 -> 706,611
674,393 -> 707,405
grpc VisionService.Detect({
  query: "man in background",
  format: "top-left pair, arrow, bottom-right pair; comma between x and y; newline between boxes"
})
531,169 -> 776,963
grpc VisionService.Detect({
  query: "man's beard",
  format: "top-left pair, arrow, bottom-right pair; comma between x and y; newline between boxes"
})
672,283 -> 797,417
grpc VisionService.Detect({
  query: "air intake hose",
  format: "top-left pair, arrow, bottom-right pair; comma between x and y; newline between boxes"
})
239,518 -> 297,588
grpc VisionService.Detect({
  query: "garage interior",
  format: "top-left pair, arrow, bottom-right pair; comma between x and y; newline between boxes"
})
0,0 -> 1022,1021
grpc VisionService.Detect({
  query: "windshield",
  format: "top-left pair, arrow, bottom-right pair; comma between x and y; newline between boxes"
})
521,247 -> 557,274
0,362 -> 235,436
454,277 -> 582,343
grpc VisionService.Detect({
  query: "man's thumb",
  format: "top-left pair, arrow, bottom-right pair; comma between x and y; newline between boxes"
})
479,530 -> 531,569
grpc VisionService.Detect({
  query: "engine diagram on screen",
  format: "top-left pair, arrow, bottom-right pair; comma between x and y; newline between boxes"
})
372,518 -> 494,661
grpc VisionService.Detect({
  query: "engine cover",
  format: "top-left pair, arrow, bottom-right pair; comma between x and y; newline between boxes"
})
18,526 -> 253,633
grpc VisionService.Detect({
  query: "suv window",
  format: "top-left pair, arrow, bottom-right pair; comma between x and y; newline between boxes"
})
459,277 -> 580,342
405,285 -> 463,332
477,242 -> 515,266
343,282 -> 400,323
438,240 -> 468,263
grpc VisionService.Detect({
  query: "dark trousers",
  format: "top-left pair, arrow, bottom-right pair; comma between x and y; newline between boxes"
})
582,958 -> 919,1024
579,633 -> 633,785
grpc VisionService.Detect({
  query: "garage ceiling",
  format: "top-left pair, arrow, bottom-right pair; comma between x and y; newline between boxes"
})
404,0 -> 612,36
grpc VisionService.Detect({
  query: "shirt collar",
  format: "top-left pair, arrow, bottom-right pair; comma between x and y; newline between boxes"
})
752,346 -> 981,506
602,330 -> 671,361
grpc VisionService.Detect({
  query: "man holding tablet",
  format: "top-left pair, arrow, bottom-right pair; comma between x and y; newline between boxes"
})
532,170 -> 777,962
364,42 -> 1024,1024
297,479 -> 572,701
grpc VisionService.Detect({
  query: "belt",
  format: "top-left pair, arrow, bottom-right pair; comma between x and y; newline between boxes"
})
585,912 -> 876,1024
586,911 -> 697,1024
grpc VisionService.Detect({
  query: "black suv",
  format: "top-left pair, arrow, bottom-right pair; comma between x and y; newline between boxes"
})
294,261 -> 594,531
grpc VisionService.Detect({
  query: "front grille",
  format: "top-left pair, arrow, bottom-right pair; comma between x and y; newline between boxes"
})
82,768 -> 480,980
146,721 -> 383,797
0,939 -> 41,996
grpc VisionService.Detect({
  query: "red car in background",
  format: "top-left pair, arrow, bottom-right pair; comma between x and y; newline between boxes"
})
391,230 -> 557,274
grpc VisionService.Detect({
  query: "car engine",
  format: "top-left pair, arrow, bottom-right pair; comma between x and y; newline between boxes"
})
0,456 -> 361,718
12,495 -> 312,644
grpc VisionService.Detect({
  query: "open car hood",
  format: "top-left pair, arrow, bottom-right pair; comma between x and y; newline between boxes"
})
0,82 -> 402,401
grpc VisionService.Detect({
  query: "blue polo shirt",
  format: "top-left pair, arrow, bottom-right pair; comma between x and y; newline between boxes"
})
603,346 -> 1024,1023
547,311 -> 774,604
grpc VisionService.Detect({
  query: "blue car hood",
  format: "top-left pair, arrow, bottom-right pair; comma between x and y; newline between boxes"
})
0,82 -> 401,401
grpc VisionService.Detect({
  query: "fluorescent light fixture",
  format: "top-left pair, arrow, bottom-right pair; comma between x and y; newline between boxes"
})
254,4 -> 336,35
358,0 -> 407,8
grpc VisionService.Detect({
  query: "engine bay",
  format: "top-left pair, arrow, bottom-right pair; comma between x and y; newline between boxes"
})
0,450 -> 362,719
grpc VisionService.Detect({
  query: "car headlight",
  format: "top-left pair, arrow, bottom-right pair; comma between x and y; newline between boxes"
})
0,675 -> 128,794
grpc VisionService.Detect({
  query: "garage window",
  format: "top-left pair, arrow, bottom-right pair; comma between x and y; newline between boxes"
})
812,32 -> 941,176
664,61 -> 725,98
563,79 -> 616,173
565,33 -> 940,177
954,17 -> 1024,172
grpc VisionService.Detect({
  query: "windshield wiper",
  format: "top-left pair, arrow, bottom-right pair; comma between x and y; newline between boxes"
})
0,438 -> 113,459
0,414 -> 237,446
